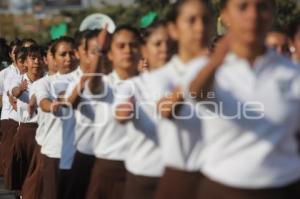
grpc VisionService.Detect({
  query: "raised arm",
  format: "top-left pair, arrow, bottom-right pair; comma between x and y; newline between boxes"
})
157,35 -> 230,119
189,35 -> 230,101
12,79 -> 28,98
88,25 -> 109,95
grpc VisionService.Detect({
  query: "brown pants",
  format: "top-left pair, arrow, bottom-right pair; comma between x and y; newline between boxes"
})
1,119 -> 19,189
0,119 -> 4,175
124,171 -> 160,199
86,158 -> 126,199
10,123 -> 38,190
197,174 -> 300,199
21,144 -> 44,199
41,156 -> 59,199
62,151 -> 95,199
155,167 -> 200,199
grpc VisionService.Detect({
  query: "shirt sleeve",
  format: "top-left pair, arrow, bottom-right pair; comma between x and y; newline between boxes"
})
0,70 -> 5,95
8,75 -> 22,96
35,79 -> 52,105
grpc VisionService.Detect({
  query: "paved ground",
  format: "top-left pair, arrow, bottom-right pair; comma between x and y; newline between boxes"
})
0,177 -> 16,199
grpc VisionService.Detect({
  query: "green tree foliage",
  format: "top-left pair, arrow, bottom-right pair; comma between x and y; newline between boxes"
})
1,0 -> 300,42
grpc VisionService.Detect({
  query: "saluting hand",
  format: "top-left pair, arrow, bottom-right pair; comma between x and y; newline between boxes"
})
19,80 -> 28,92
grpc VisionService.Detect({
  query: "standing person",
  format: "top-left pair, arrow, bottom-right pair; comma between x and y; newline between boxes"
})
0,38 -> 20,176
62,29 -> 107,199
288,16 -> 300,65
0,38 -> 11,175
35,36 -> 77,199
21,40 -> 57,199
154,0 -> 212,197
114,19 -> 171,199
186,0 -> 300,198
84,25 -> 140,199
9,45 -> 43,191
118,1 -> 211,199
2,43 -> 29,190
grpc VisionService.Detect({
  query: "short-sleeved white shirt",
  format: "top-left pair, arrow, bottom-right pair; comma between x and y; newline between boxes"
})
64,68 -> 96,155
35,72 -> 76,161
114,71 -> 164,177
30,75 -> 52,146
1,64 -> 21,121
9,73 -> 39,123
146,56 -> 207,172
83,71 -> 128,161
185,50 -> 300,188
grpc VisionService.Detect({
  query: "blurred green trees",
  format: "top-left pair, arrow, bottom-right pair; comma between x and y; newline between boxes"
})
0,0 -> 299,43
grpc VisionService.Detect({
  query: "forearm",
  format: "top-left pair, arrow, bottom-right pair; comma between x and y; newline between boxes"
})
12,87 -> 23,98
39,98 -> 54,113
157,87 -> 184,119
189,62 -> 219,101
66,84 -> 83,108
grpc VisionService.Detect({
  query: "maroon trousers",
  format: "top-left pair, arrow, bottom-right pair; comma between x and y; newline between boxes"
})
10,123 -> 38,190
197,174 -> 300,199
1,119 -> 19,189
41,156 -> 60,199
124,171 -> 160,199
86,158 -> 127,199
62,151 -> 95,199
155,167 -> 200,199
21,144 -> 44,199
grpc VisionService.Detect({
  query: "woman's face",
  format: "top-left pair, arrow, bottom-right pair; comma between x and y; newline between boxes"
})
85,37 -> 100,73
222,0 -> 274,46
142,26 -> 170,70
170,0 -> 211,56
26,55 -> 42,76
54,42 -> 77,74
108,30 -> 140,71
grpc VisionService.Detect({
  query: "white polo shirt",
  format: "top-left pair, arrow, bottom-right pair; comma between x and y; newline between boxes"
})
0,66 -> 12,120
185,50 -> 300,188
58,67 -> 86,169
65,69 -> 96,155
35,72 -> 76,162
150,56 -> 208,172
83,71 -> 128,161
114,71 -> 164,177
0,64 -> 21,121
30,75 -> 52,146
9,73 -> 39,123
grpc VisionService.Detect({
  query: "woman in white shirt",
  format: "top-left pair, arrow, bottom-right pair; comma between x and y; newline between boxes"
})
149,1 -> 212,199
187,0 -> 300,198
21,40 -> 58,199
84,25 -> 140,199
3,44 -> 28,190
10,45 -> 43,192
35,36 -> 77,199
114,20 -> 171,199
62,29 -> 102,199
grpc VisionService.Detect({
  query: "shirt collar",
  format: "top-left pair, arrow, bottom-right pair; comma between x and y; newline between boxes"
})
170,55 -> 186,75
110,70 -> 122,85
